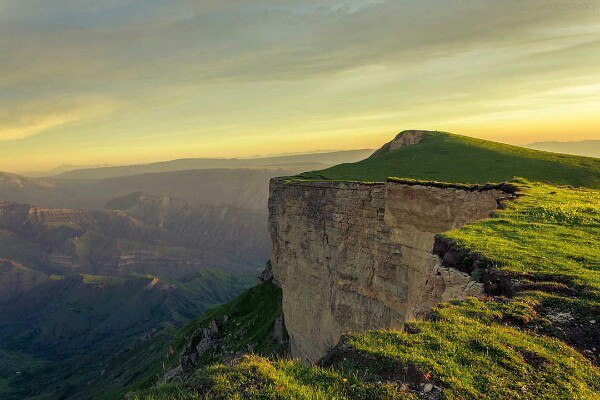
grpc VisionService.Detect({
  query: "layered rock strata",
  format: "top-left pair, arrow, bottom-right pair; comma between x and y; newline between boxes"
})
269,180 -> 512,361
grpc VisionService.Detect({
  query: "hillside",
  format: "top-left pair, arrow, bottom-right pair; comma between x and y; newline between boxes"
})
0,200 -> 257,399
296,130 -> 600,188
128,131 -> 599,399
52,278 -> 284,400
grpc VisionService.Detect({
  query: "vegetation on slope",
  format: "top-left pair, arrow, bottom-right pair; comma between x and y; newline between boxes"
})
0,271 -> 253,400
131,180 -> 599,400
67,325 -> 178,400
129,281 -> 287,398
130,132 -> 599,399
441,181 -> 599,361
296,131 -> 600,188
157,279 -> 286,375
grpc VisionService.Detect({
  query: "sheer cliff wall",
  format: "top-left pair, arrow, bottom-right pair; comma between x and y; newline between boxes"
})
268,180 -> 512,361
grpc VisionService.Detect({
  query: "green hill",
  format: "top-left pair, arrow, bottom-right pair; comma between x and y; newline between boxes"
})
0,200 -> 257,399
128,181 -> 600,400
128,131 -> 599,399
296,131 -> 600,188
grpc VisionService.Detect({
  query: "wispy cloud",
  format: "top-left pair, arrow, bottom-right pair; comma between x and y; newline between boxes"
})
0,97 -> 120,141
1,0 -> 599,171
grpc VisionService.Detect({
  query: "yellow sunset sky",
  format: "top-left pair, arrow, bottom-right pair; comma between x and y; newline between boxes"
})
1,1 -> 599,173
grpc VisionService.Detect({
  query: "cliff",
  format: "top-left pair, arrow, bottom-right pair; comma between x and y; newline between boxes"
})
269,179 -> 513,361
125,131 -> 599,400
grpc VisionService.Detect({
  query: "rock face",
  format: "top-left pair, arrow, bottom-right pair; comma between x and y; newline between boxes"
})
269,180 -> 512,361
387,130 -> 425,151
180,320 -> 220,373
370,130 -> 427,157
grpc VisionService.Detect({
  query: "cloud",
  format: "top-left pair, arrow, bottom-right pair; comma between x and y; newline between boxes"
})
2,0 -> 599,88
0,97 -> 120,141
0,0 -> 598,167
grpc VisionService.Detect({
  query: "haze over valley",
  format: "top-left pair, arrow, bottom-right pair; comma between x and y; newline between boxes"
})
2,1 -> 599,399
0,149 -> 371,398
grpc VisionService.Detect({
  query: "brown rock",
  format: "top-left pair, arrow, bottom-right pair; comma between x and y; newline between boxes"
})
269,180 -> 512,361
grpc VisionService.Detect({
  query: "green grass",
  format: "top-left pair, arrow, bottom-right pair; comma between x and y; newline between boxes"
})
331,298 -> 598,400
130,132 -> 600,399
130,355 -> 411,400
132,181 -> 599,400
165,281 -> 286,372
295,131 -> 600,188
443,181 -> 599,302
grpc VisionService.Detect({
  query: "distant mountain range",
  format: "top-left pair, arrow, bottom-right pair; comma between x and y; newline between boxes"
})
0,149 -> 374,398
0,149 -> 373,211
28,149 -> 374,180
526,140 -> 600,158
26,164 -> 114,178
0,196 -> 256,399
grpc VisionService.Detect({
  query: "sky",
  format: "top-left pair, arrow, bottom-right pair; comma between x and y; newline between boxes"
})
1,0 -> 599,173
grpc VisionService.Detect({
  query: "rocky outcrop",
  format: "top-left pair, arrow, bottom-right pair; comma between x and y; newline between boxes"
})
180,320 -> 220,373
387,130 -> 425,150
258,261 -> 280,287
269,179 -> 513,361
164,281 -> 288,382
370,130 -> 428,157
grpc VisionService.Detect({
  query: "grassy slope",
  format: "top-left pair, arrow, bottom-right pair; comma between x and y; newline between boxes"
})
132,132 -> 600,399
166,281 -> 285,372
131,183 -> 600,400
130,281 -> 288,399
296,131 -> 600,188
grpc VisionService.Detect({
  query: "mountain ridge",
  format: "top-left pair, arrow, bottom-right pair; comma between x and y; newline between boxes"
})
43,149 -> 374,180
526,139 -> 600,158
296,130 -> 600,188
127,130 -> 600,400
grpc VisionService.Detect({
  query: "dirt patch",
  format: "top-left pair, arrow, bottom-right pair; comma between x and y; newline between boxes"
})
538,307 -> 599,365
320,337 -> 443,397
518,349 -> 549,369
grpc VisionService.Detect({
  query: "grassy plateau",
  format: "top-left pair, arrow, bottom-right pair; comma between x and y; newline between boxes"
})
295,131 -> 600,188
130,131 -> 599,399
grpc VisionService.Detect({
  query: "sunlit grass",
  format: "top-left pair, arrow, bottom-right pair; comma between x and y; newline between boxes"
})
129,133 -> 600,399
296,131 -> 600,188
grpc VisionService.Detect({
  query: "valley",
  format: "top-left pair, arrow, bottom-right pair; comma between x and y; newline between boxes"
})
128,131 -> 600,399
0,151 -> 373,398
1,133 -> 599,399
0,197 -> 256,399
